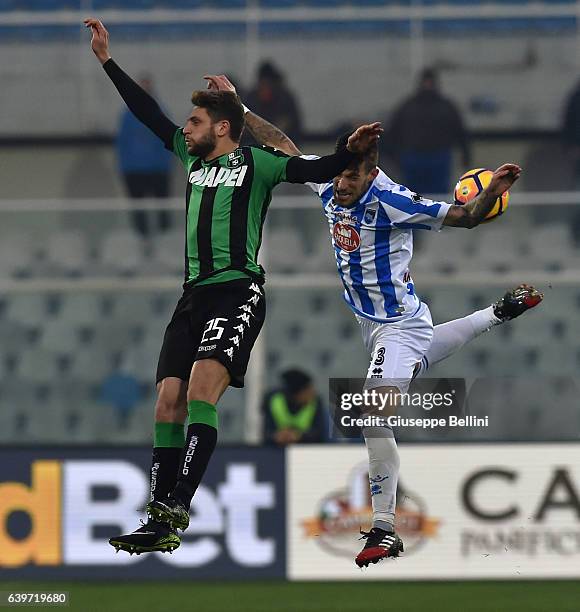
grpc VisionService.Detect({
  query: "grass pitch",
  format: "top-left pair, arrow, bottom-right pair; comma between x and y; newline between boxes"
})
2,580 -> 580,612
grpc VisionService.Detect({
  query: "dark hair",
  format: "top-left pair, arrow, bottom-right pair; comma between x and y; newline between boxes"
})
419,67 -> 439,88
190,90 -> 245,142
335,130 -> 378,173
258,60 -> 283,84
281,369 -> 312,395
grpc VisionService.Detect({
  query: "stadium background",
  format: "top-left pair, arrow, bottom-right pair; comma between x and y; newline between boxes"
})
1,1 -> 580,610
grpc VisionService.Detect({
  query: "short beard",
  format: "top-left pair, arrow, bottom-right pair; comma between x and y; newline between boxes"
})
187,131 -> 217,158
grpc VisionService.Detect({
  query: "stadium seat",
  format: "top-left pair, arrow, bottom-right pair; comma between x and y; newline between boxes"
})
92,0 -> 156,9
470,225 -> 528,272
259,0 -> 298,7
16,348 -> 61,384
413,229 -> 474,274
38,318 -> 80,355
66,348 -> 114,384
57,293 -> 104,328
205,0 -> 246,7
44,229 -> 92,277
264,227 -> 305,273
17,0 -> 73,9
98,229 -> 145,277
161,0 -> 203,7
5,294 -> 49,328
149,229 -> 186,276
0,232 -> 37,279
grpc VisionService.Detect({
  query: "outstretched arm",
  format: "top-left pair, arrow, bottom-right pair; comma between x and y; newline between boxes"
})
285,123 -> 382,183
205,74 -> 302,156
444,163 -> 522,228
205,73 -> 382,183
85,18 -> 178,149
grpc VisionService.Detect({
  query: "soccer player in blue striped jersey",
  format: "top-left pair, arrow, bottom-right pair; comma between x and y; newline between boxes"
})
205,75 -> 543,567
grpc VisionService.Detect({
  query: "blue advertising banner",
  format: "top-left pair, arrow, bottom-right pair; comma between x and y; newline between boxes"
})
0,447 -> 285,580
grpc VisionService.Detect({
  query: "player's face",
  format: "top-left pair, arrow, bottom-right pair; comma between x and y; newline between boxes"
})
332,163 -> 378,207
183,107 -> 218,157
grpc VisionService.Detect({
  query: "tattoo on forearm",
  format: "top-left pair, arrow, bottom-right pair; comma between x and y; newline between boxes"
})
466,190 -> 497,223
246,113 -> 302,156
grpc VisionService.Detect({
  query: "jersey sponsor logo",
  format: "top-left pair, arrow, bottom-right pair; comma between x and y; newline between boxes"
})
198,344 -> 217,352
188,166 -> 248,188
334,210 -> 358,225
333,222 -> 361,253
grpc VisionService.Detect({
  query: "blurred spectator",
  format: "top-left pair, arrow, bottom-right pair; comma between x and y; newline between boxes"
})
116,75 -> 173,237
562,78 -> 580,182
562,80 -> 580,242
99,366 -> 143,429
385,67 -> 471,195
245,61 -> 303,143
262,368 -> 325,446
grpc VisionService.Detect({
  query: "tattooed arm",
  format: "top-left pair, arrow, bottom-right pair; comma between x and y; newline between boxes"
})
204,74 -> 302,156
244,111 -> 303,156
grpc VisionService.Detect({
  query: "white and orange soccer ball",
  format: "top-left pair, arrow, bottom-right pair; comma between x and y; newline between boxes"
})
453,167 -> 509,223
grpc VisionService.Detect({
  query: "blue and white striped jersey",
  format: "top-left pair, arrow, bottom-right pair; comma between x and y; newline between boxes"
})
308,169 -> 451,322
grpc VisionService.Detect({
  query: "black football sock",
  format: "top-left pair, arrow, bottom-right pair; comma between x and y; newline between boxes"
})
150,422 -> 185,503
172,400 -> 218,509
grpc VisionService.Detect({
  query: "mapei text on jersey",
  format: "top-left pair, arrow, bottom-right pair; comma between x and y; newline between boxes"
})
188,166 -> 248,188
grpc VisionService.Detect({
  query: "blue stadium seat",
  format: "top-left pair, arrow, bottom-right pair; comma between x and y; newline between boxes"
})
205,0 -> 246,7
92,0 -> 156,9
161,0 -> 203,7
0,1 -> 16,11
259,0 -> 298,7
304,0 -> 344,6
17,0 -> 75,8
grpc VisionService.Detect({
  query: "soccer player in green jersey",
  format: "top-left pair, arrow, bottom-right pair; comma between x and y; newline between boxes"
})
85,18 -> 381,555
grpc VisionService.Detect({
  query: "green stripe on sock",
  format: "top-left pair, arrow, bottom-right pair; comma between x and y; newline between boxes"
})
187,400 -> 218,430
154,422 -> 185,448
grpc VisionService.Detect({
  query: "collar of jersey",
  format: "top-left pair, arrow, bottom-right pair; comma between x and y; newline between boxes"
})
200,154 -> 226,167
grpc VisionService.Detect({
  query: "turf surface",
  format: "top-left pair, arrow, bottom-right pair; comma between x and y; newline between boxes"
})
1,581 -> 579,612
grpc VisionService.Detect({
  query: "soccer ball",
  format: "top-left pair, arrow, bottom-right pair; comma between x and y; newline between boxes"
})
453,167 -> 509,223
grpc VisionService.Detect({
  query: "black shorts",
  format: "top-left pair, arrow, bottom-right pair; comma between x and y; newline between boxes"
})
156,278 -> 266,388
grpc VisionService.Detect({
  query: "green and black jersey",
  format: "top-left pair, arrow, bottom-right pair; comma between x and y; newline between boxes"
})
171,130 -> 289,287
101,58 -> 358,288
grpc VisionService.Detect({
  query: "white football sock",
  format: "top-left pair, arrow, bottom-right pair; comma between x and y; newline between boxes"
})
416,306 -> 500,376
362,426 -> 399,531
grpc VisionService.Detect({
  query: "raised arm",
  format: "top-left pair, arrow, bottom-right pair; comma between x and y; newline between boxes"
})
85,18 -> 178,149
205,73 -> 382,183
204,74 -> 302,156
444,163 -> 522,228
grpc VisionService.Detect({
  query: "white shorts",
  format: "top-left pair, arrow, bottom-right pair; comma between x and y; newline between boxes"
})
356,302 -> 434,393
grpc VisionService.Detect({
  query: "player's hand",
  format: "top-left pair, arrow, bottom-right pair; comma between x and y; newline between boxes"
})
204,74 -> 237,94
84,18 -> 111,64
346,122 -> 383,154
488,163 -> 522,196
